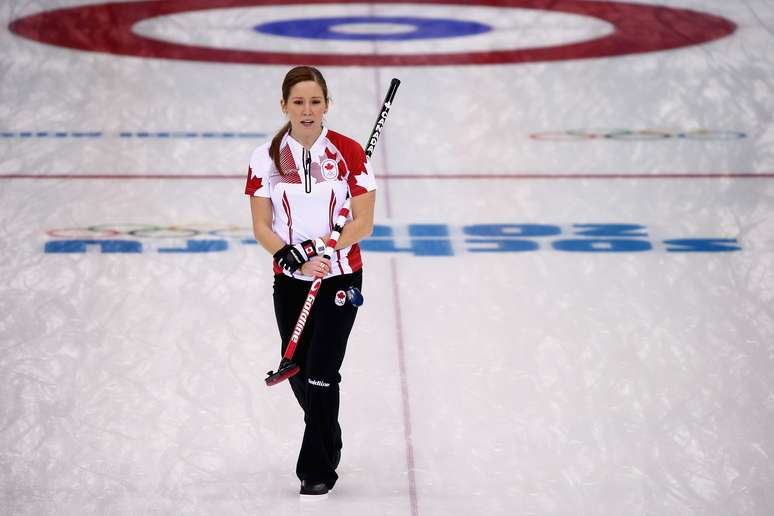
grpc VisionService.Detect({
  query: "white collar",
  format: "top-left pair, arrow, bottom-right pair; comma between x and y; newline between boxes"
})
283,125 -> 328,153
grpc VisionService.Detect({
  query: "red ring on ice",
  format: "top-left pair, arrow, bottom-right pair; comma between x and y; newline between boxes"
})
8,0 -> 736,66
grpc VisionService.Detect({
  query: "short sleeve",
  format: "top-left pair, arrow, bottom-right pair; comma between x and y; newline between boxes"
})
345,143 -> 377,197
244,145 -> 272,197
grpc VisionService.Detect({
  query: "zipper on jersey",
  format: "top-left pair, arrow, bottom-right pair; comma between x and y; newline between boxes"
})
302,148 -> 312,193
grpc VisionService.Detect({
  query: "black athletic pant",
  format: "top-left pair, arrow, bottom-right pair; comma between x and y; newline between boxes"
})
273,269 -> 362,489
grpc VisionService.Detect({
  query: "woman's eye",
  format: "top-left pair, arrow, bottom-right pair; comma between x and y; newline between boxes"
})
293,100 -> 303,105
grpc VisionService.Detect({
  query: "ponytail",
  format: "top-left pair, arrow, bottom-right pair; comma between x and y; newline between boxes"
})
269,121 -> 291,174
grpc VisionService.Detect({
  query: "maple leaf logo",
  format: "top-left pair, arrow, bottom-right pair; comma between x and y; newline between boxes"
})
246,165 -> 263,192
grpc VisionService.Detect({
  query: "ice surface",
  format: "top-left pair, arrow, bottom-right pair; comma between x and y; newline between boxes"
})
2,1 -> 774,515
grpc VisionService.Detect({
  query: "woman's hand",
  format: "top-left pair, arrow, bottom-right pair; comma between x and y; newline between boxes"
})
300,256 -> 332,278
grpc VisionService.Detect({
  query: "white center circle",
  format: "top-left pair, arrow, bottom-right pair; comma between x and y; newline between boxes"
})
328,22 -> 418,35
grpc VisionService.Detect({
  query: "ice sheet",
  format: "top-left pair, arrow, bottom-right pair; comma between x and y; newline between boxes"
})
2,1 -> 774,515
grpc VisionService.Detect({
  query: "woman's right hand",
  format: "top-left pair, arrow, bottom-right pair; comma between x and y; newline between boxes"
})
300,256 -> 332,278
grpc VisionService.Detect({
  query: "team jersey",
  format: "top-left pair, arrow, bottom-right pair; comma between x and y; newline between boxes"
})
245,126 -> 376,280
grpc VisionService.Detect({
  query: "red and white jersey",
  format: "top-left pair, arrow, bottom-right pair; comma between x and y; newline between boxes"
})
245,126 -> 376,280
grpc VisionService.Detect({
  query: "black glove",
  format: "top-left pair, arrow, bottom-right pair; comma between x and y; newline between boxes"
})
274,238 -> 325,273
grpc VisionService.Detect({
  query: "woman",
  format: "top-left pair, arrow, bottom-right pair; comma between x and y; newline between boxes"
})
246,66 -> 376,498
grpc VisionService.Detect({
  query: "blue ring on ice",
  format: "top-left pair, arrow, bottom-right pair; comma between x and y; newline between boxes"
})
254,16 -> 492,41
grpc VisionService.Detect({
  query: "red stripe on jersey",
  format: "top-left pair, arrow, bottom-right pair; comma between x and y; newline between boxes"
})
347,244 -> 363,271
279,143 -> 297,176
278,144 -> 301,183
328,190 -> 336,232
282,191 -> 293,243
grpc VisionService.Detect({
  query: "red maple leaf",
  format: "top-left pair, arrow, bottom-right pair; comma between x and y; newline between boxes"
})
245,165 -> 263,193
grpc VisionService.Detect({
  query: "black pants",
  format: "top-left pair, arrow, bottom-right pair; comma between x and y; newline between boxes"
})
273,270 -> 362,488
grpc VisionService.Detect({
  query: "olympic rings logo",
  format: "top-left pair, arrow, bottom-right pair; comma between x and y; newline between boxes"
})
43,223 -> 742,255
46,224 -> 253,239
529,129 -> 747,141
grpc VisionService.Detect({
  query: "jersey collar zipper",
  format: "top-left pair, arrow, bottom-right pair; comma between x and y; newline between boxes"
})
302,148 -> 312,193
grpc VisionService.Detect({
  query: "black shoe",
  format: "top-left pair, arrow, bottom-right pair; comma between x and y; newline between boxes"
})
300,480 -> 329,499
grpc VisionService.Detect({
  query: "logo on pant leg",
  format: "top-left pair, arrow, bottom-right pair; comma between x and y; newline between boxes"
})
335,290 -> 346,306
308,379 -> 331,387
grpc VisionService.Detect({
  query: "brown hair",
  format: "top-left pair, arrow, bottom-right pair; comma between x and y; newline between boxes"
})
269,66 -> 330,174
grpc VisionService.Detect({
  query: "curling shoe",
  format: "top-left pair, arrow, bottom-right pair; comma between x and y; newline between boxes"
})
300,480 -> 329,500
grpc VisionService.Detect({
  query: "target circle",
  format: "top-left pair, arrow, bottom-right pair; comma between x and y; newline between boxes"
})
254,16 -> 492,41
8,0 -> 737,67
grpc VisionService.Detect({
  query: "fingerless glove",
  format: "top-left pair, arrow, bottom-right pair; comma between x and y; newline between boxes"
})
273,238 -> 326,273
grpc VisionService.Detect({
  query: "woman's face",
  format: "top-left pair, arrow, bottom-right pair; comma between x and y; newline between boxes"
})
281,80 -> 328,141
